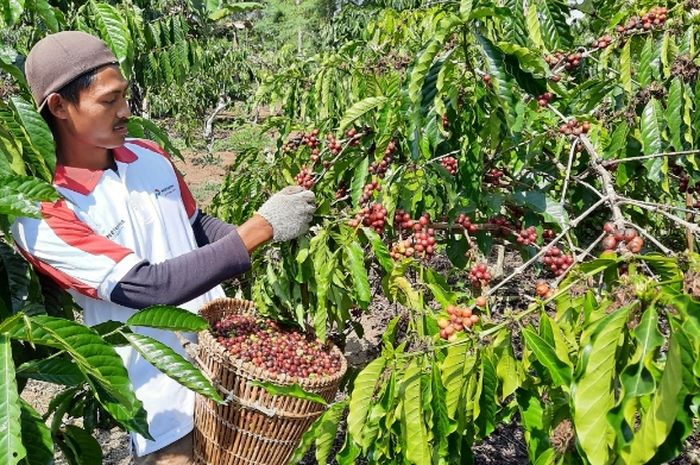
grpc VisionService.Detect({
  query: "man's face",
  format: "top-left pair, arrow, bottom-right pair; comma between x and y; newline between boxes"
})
63,65 -> 131,149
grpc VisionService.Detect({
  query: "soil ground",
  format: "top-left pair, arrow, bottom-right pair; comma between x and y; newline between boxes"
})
20,146 -> 700,464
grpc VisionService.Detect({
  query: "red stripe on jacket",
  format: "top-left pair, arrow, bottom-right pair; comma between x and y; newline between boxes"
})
16,247 -> 99,299
41,200 -> 134,262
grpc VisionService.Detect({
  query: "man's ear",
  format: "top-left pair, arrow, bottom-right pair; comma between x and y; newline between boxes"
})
45,93 -> 70,120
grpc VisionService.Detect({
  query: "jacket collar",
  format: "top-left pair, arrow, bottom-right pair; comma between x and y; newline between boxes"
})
53,144 -> 138,195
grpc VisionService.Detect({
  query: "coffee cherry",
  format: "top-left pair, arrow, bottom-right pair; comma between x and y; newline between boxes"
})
475,296 -> 487,308
439,305 -> 481,340
516,226 -> 538,246
369,140 -> 397,178
559,119 -> 589,136
593,34 -> 614,49
349,203 -> 387,234
617,7 -> 668,37
535,280 -> 554,299
488,215 -> 514,236
485,168 -> 506,186
440,156 -> 458,175
541,246 -> 574,276
441,114 -> 450,130
602,235 -> 618,251
213,314 -> 342,380
335,183 -> 348,200
360,180 -> 381,204
326,133 -> 343,155
627,236 -> 645,253
469,263 -> 492,287
394,209 -> 415,231
295,167 -> 315,189
412,227 -> 437,258
483,74 -> 492,86
457,213 -> 478,233
543,228 -> 556,241
546,51 -> 582,72
537,92 -> 554,107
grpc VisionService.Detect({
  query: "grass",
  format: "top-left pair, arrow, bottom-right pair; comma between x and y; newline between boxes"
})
191,179 -> 224,208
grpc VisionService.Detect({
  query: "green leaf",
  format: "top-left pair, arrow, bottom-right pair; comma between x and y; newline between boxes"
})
8,316 -> 150,438
510,191 -> 569,227
526,3 -> 545,49
518,389 -> 549,461
344,241 -> 371,307
409,40 -> 443,106
363,227 -> 393,273
208,2 -> 262,21
523,328 -> 572,388
538,0 -> 572,50
10,97 -> 55,176
497,42 -> 548,75
347,356 -> 386,443
0,0 -> 24,27
476,33 -> 515,125
338,97 -> 388,132
401,360 -> 430,465
26,0 -> 60,32
315,401 -> 347,465
91,1 -> 131,67
640,98 -> 664,183
350,156 -> 369,208
60,425 -> 102,465
16,358 -> 85,386
620,41 -> 632,95
441,343 -> 474,419
0,175 -> 58,218
667,78 -> 684,152
19,400 -> 53,465
123,332 -> 222,402
423,268 -> 456,307
572,306 -> 630,465
125,306 -> 208,332
126,117 -> 183,161
638,37 -> 656,87
0,334 -> 26,465
620,306 -> 663,399
476,354 -> 498,436
250,380 -> 327,405
460,0 -> 473,17
0,241 -> 31,314
620,332 -> 686,464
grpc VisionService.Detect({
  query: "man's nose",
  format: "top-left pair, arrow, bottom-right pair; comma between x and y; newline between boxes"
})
117,96 -> 131,119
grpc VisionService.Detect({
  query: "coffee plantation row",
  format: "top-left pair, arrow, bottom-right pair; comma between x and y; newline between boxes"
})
1,0 -> 700,464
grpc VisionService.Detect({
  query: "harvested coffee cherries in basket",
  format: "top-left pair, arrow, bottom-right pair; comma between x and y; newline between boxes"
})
212,314 -> 343,379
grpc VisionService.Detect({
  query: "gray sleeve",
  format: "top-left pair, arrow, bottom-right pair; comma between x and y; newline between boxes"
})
110,229 -> 251,308
191,211 -> 236,247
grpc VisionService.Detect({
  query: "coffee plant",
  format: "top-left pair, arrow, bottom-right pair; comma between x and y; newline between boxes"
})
213,1 -> 700,464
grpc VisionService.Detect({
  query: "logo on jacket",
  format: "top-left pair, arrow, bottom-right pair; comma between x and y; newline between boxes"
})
105,219 -> 126,240
154,184 -> 176,198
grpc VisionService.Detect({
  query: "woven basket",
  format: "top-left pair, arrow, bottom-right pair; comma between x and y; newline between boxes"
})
193,297 -> 347,465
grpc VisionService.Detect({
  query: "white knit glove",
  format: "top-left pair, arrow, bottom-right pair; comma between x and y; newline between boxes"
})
257,186 -> 316,242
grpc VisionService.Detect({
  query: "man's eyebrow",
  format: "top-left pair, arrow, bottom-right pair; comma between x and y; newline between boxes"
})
100,81 -> 131,95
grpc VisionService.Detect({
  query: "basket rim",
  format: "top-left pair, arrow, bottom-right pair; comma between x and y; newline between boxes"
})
197,297 -> 348,388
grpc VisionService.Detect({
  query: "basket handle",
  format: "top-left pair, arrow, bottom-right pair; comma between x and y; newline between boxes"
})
176,332 -> 280,417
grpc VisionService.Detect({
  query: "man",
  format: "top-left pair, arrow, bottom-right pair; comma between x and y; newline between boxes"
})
12,31 -> 316,464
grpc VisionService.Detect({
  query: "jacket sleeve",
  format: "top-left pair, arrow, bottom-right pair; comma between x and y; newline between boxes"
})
110,228 -> 250,308
191,211 -> 237,247
12,199 -> 251,308
12,200 -> 143,300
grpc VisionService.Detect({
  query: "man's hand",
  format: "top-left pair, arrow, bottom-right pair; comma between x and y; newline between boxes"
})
256,186 -> 317,242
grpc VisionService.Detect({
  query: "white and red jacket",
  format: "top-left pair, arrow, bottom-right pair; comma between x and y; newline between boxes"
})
12,138 -> 251,456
